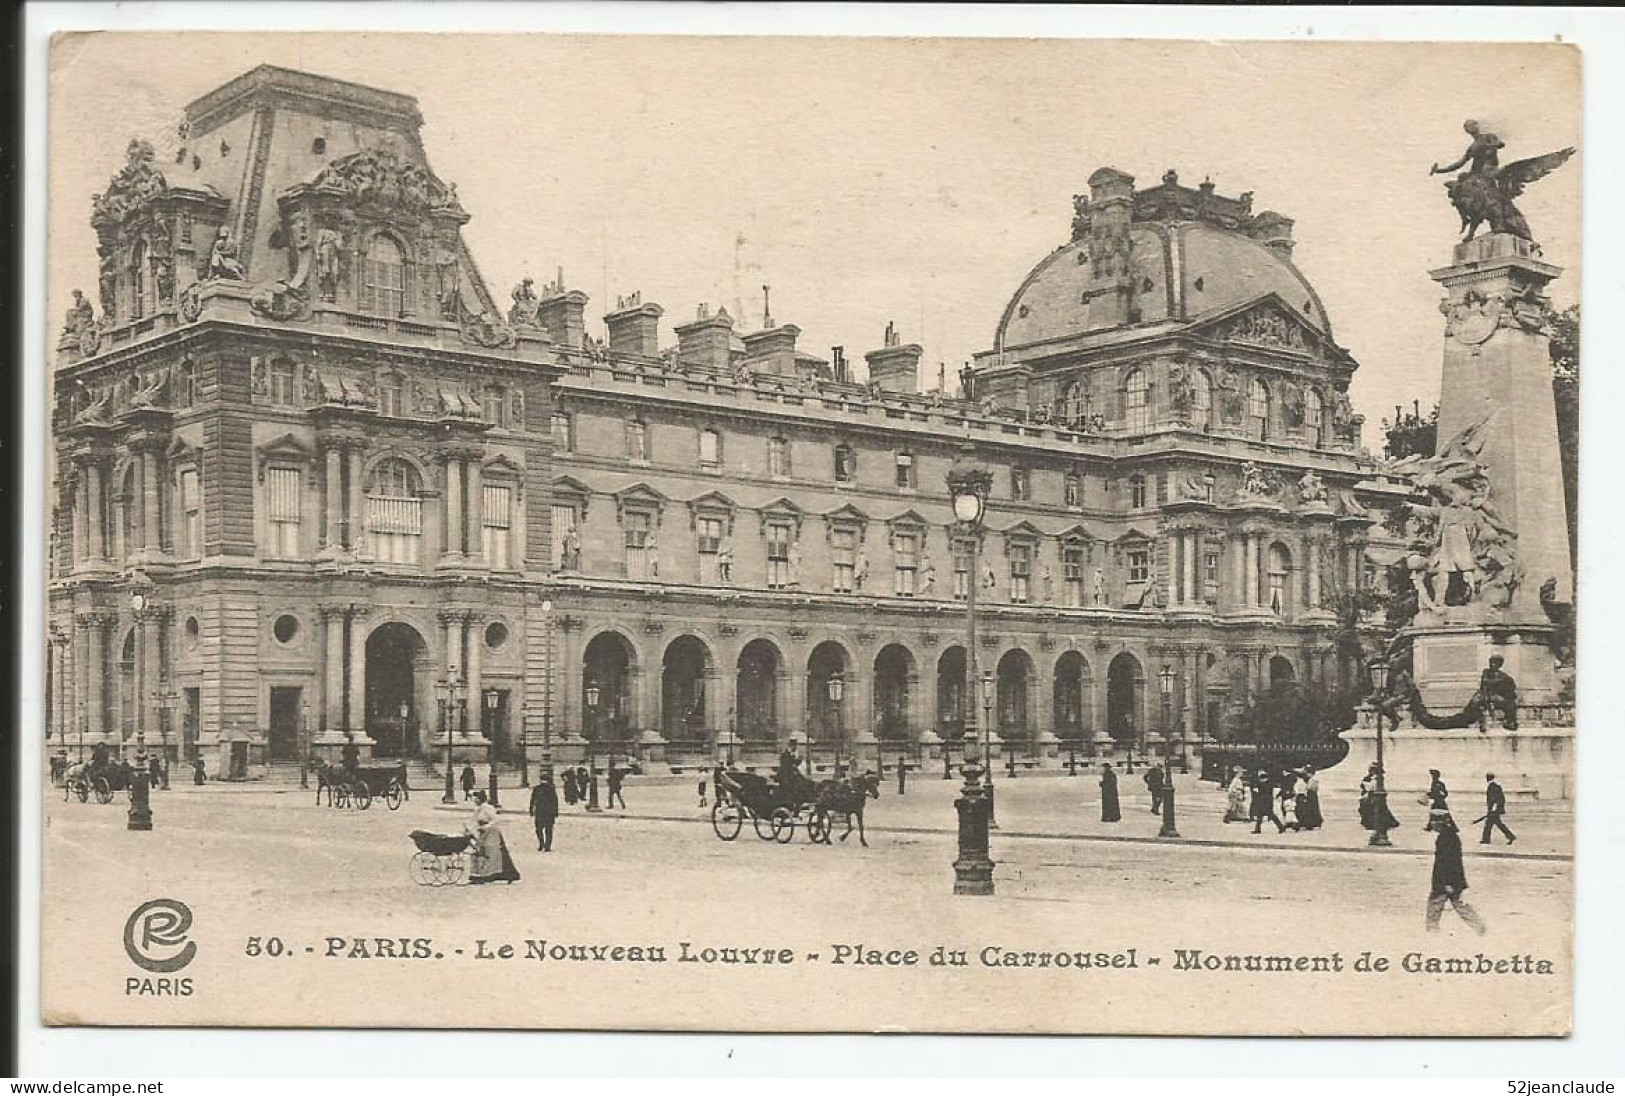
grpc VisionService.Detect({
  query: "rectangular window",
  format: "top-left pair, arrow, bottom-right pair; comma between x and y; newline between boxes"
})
832,528 -> 857,593
626,422 -> 648,462
266,466 -> 300,558
767,437 -> 790,478
765,522 -> 792,588
483,389 -> 508,428
482,484 -> 512,569
361,256 -> 406,316
624,511 -> 652,579
1204,550 -> 1222,603
1130,477 -> 1147,509
696,516 -> 723,583
1064,474 -> 1082,509
269,362 -> 297,406
893,532 -> 918,596
1127,548 -> 1150,585
834,445 -> 855,484
551,503 -> 578,569
699,430 -> 721,468
366,494 -> 423,565
894,453 -> 915,489
952,539 -> 973,601
380,380 -> 403,417
1010,467 -> 1030,502
551,413 -> 573,453
1156,473 -> 1168,505
179,468 -> 201,559
1009,543 -> 1031,604
1063,545 -> 1086,607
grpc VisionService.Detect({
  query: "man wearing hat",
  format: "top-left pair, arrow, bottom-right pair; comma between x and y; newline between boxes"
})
1426,813 -> 1487,935
778,738 -> 803,789
528,766 -> 559,852
1480,772 -> 1515,845
1422,769 -> 1449,831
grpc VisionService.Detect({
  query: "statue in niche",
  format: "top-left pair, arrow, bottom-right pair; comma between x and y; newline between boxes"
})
560,526 -> 582,571
919,555 -> 936,596
1093,567 -> 1106,606
314,227 -> 344,301
853,549 -> 869,592
203,228 -> 248,281
1042,566 -> 1055,603
717,537 -> 733,584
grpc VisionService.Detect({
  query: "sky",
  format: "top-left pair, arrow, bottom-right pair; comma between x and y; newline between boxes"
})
47,33 -> 1581,435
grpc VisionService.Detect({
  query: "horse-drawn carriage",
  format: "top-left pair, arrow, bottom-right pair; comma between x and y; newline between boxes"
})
711,768 -> 880,846
313,759 -> 408,811
62,754 -> 136,804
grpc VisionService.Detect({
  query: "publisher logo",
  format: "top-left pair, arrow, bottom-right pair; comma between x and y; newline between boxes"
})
123,898 -> 196,973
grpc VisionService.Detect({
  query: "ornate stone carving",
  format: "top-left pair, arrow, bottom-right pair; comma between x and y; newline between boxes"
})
178,282 -> 202,323
202,227 -> 249,282
1297,470 -> 1328,505
306,143 -> 464,220
1216,367 -> 1245,424
458,303 -> 516,349
249,281 -> 310,322
61,290 -> 99,355
1225,306 -> 1303,348
1234,461 -> 1278,501
90,139 -> 167,225
72,385 -> 113,426
509,278 -> 540,325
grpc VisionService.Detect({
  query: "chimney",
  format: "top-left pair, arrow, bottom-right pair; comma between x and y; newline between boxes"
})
741,323 -> 801,378
674,304 -> 735,373
831,346 -> 848,383
864,324 -> 923,394
1248,211 -> 1296,259
537,289 -> 589,349
604,292 -> 663,358
1085,166 -> 1136,329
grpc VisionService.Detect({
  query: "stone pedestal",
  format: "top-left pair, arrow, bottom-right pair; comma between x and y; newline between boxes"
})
1336,722 -> 1573,802
1409,626 -> 1562,710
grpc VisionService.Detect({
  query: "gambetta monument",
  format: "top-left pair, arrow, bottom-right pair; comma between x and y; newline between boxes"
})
1343,121 -> 1576,798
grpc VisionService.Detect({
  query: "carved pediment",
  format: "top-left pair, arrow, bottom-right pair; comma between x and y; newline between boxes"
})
886,508 -> 931,531
687,491 -> 738,535
822,503 -> 870,543
294,143 -> 467,224
1193,294 -> 1327,354
255,433 -> 315,481
613,482 -> 666,525
1000,520 -> 1045,544
482,453 -> 523,477
758,497 -> 804,536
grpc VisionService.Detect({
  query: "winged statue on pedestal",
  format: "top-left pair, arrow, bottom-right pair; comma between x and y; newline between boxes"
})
1430,120 -> 1574,244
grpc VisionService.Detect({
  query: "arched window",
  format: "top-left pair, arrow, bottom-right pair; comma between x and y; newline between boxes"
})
1267,543 -> 1291,616
1304,387 -> 1324,447
367,458 -> 424,565
1123,369 -> 1149,433
1248,378 -> 1271,441
1192,369 -> 1214,429
360,234 -> 407,316
1056,380 -> 1092,427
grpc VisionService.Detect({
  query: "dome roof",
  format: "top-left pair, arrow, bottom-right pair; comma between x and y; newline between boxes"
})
995,220 -> 1331,353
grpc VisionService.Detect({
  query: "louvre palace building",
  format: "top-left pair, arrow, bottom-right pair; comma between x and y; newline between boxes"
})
46,65 -> 1409,778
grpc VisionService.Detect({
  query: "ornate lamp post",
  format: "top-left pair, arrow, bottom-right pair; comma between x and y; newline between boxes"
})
947,445 -> 994,884
584,680 -> 603,813
1158,663 -> 1175,759
436,677 -> 454,805
981,668 -> 996,828
1367,657 -> 1393,848
484,687 -> 502,808
826,671 -> 845,774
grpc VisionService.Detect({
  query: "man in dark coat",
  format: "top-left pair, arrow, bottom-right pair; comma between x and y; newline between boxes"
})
1250,769 -> 1284,834
1099,762 -> 1121,822
1427,814 -> 1487,934
561,765 -> 578,805
897,755 -> 908,796
1423,769 -> 1449,830
340,734 -> 360,777
1481,772 -> 1516,845
529,769 -> 559,851
574,763 -> 590,805
606,763 -> 627,810
1143,763 -> 1165,814
460,763 -> 477,801
1473,655 -> 1519,732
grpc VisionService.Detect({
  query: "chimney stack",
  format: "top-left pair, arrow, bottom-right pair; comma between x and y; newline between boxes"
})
537,288 -> 589,349
864,323 -> 923,394
1085,166 -> 1136,329
604,291 -> 664,358
741,323 -> 801,378
674,304 -> 736,373
1248,211 -> 1296,259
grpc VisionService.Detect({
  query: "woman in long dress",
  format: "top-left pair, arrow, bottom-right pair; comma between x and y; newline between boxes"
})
1099,763 -> 1121,823
466,790 -> 520,885
1279,781 -> 1299,832
1224,767 -> 1249,823
1297,766 -> 1324,830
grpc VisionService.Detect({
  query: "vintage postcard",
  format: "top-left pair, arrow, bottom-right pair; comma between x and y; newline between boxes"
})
39,32 -> 1579,1034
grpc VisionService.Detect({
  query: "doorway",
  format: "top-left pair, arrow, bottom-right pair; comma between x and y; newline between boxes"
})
268,686 -> 302,761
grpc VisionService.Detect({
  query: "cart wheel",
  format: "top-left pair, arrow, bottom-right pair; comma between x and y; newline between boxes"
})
806,810 -> 828,843
752,810 -> 780,841
353,783 -> 373,811
443,854 -> 466,886
711,800 -> 743,841
384,780 -> 405,811
773,808 -> 796,844
93,778 -> 112,805
409,851 -> 436,886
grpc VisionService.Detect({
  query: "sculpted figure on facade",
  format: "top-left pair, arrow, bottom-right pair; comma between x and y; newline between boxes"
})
509,278 -> 539,325
1216,367 -> 1246,424
1236,460 -> 1277,500
919,555 -> 936,596
1297,470 -> 1327,505
313,227 -> 345,301
1042,566 -> 1055,603
560,526 -> 582,572
91,138 -> 167,224
1430,119 -> 1575,244
204,228 -> 249,281
853,549 -> 870,592
62,290 -> 98,354
73,384 -> 112,425
1167,363 -> 1197,422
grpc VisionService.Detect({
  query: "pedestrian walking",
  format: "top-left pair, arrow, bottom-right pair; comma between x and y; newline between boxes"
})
1099,762 -> 1121,822
697,774 -> 708,808
607,763 -> 627,810
897,755 -> 908,796
1250,769 -> 1284,834
1422,769 -> 1449,830
574,764 -> 590,806
1297,766 -> 1324,831
1359,764 -> 1400,832
1223,767 -> 1249,823
529,768 -> 559,852
148,755 -> 163,789
460,764 -> 477,802
1426,813 -> 1486,934
561,765 -> 579,805
1479,772 -> 1516,845
192,756 -> 207,785
1143,763 -> 1165,815
465,790 -> 520,885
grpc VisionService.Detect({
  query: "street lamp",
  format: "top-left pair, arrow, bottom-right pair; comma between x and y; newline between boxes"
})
584,680 -> 603,813
948,442 -> 995,893
436,677 -> 454,805
153,683 -> 178,789
1158,664 -> 1175,759
981,668 -> 997,828
484,687 -> 502,808
1367,657 -> 1393,848
826,671 -> 845,774
129,591 -> 148,763
539,599 -> 555,778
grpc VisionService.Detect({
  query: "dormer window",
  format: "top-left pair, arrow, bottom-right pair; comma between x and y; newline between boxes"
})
360,234 -> 407,317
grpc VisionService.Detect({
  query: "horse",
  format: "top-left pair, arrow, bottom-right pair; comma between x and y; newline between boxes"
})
814,772 -> 881,847
311,758 -> 353,806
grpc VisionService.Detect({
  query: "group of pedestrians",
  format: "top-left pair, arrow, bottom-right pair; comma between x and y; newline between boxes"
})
1215,765 -> 1323,833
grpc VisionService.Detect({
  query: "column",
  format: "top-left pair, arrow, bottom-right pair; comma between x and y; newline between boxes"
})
1183,648 -> 1199,739
1306,538 -> 1321,609
346,607 -> 368,737
323,609 -> 344,733
467,459 -> 484,566
1184,533 -> 1199,606
346,448 -> 365,555
784,666 -> 808,746
141,449 -> 160,554
1245,534 -> 1260,607
1249,649 -> 1264,699
87,464 -> 104,560
444,458 -> 464,558
323,447 -> 342,551
87,616 -> 106,738
72,469 -> 87,565
465,615 -> 484,735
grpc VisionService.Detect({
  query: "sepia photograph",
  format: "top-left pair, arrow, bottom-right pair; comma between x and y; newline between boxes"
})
34,29 -> 1581,1038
